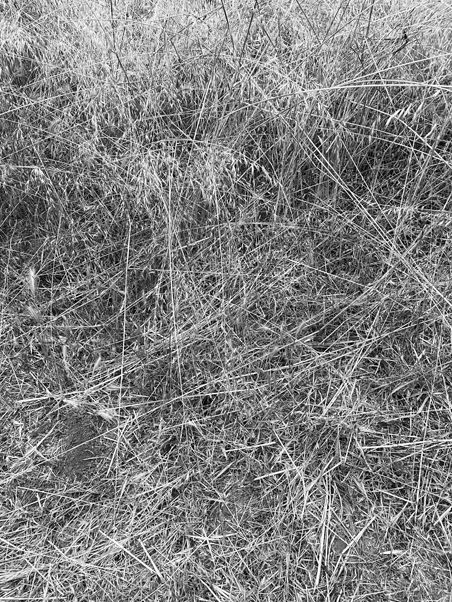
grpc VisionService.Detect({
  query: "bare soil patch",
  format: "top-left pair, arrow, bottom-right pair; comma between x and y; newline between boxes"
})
57,410 -> 106,481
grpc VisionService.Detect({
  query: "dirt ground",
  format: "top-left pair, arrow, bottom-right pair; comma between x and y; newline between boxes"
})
56,409 -> 106,481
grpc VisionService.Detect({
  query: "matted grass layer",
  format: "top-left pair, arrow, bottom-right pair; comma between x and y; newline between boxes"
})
1,0 -> 452,600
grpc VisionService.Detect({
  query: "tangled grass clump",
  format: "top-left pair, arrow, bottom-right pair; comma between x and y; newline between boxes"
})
1,0 -> 452,600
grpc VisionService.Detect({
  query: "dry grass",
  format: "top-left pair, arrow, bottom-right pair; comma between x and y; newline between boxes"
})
1,0 -> 452,600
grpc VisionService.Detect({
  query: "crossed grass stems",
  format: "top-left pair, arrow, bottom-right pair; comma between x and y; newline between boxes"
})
1,0 -> 452,600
